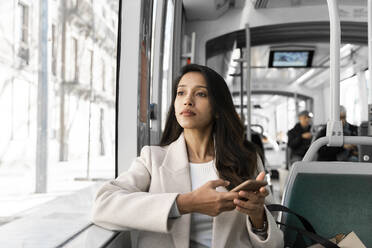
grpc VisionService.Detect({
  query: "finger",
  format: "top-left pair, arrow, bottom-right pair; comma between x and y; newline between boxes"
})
238,191 -> 266,204
238,190 -> 257,201
256,171 -> 265,181
220,191 -> 239,200
208,179 -> 230,189
234,199 -> 261,211
239,190 -> 264,201
259,187 -> 269,197
235,205 -> 250,215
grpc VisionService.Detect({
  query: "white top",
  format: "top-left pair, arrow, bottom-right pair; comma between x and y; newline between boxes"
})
189,160 -> 220,248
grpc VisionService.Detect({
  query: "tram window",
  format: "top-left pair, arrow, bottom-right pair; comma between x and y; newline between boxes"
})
340,75 -> 363,125
0,0 -> 119,224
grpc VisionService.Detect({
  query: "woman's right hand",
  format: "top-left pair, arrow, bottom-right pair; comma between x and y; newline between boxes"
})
176,179 -> 239,216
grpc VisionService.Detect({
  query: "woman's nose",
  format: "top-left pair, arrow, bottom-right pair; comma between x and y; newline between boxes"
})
184,95 -> 193,106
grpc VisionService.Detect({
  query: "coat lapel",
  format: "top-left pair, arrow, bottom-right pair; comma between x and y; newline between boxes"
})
159,132 -> 192,193
159,133 -> 192,248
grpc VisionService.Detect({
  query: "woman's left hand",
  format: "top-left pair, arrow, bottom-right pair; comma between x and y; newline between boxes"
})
233,171 -> 269,228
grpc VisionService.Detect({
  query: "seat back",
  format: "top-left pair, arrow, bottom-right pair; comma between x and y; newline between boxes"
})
281,162 -> 372,247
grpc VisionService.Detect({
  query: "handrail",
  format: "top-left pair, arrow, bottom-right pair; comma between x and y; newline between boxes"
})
245,24 -> 252,141
303,136 -> 372,161
369,0 -> 372,101
326,0 -> 343,147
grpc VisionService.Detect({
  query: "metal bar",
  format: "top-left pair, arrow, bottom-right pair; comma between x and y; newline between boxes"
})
294,92 -> 298,118
239,48 -> 244,123
245,24 -> 251,141
326,0 -> 343,146
191,32 -> 196,63
369,0 -> 372,104
328,0 -> 340,121
303,136 -> 372,161
36,0 -> 48,193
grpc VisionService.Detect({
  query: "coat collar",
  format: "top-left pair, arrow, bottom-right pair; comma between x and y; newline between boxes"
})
159,132 -> 192,195
161,132 -> 190,174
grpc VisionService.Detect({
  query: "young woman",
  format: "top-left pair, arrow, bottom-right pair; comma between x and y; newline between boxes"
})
92,64 -> 284,248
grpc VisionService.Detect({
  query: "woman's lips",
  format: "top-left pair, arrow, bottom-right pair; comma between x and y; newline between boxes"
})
181,110 -> 196,116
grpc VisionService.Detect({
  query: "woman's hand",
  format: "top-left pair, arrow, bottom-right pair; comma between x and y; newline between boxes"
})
177,179 -> 239,216
233,172 -> 269,228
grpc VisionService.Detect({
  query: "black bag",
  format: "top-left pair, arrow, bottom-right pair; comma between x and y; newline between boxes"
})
267,204 -> 340,248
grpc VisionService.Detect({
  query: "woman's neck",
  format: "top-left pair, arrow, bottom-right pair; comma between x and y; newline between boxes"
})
184,127 -> 214,163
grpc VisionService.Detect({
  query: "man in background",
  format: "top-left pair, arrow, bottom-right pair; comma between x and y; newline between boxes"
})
316,106 -> 358,161
287,110 -> 313,166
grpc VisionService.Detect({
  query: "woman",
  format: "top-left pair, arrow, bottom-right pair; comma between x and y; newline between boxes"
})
92,64 -> 284,248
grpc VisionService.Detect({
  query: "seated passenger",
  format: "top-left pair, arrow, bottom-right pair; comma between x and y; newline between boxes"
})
287,110 -> 313,165
315,106 -> 358,161
92,64 -> 283,248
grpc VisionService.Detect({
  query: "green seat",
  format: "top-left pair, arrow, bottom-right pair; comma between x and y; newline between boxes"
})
281,162 -> 372,247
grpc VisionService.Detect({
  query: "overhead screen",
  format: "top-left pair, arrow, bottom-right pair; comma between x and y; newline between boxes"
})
268,50 -> 314,68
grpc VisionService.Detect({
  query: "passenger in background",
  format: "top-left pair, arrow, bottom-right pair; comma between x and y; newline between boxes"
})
92,64 -> 283,248
287,110 -> 313,166
316,106 -> 358,161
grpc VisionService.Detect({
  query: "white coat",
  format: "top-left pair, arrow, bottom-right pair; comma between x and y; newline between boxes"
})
92,133 -> 284,248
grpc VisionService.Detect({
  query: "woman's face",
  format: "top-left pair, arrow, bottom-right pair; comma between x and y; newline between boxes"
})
174,72 -> 213,131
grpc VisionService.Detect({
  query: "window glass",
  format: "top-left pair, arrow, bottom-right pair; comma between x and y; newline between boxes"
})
0,0 -> 119,223
340,75 -> 362,125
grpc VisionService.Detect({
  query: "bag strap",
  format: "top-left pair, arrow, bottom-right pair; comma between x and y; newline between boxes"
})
267,204 -> 316,233
277,221 -> 340,248
267,204 -> 340,248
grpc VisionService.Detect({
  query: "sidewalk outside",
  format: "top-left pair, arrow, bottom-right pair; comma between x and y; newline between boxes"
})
0,155 -> 114,226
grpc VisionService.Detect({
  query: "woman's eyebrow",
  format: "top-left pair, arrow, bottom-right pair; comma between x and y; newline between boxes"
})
177,84 -> 207,89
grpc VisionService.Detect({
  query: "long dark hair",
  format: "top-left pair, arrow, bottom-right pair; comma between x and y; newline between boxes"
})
160,64 -> 258,189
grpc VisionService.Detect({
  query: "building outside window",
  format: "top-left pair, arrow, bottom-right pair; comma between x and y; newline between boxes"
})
0,0 -> 119,226
71,37 -> 78,81
51,24 -> 57,75
101,58 -> 106,91
19,3 -> 29,43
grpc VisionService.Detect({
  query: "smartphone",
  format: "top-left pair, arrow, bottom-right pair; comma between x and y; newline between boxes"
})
230,179 -> 267,192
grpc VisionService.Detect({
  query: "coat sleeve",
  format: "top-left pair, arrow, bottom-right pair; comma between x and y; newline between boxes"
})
245,156 -> 284,248
287,128 -> 302,149
91,146 -> 179,233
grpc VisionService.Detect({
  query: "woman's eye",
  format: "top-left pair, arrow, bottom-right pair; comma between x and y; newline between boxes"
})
196,92 -> 207,97
177,91 -> 184,96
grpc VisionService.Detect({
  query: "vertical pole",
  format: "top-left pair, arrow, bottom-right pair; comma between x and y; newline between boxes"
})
59,0 -> 67,161
245,24 -> 251,141
326,0 -> 343,146
36,0 -> 48,193
369,0 -> 372,104
239,48 -> 244,124
86,0 -> 95,180
327,0 -> 340,121
294,92 -> 298,117
190,32 -> 196,63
